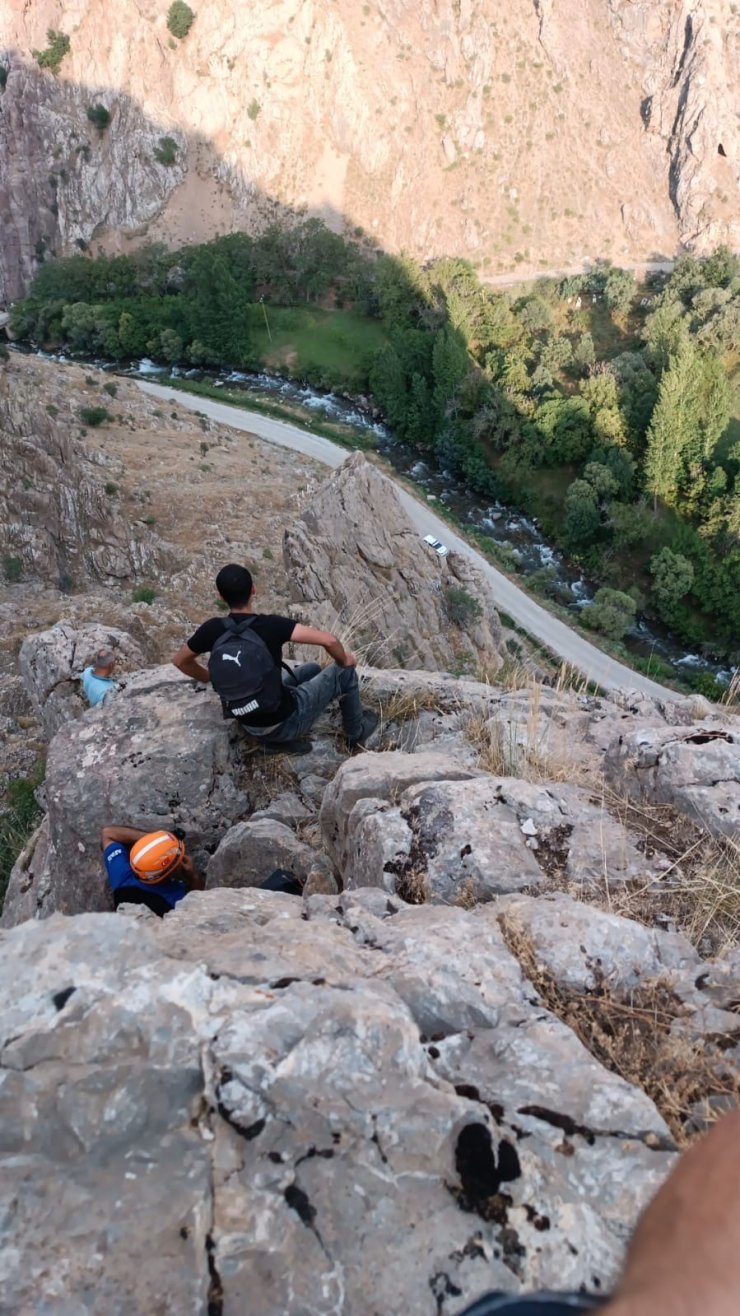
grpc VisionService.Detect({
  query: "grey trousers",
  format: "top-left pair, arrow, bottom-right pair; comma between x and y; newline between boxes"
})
242,662 -> 363,743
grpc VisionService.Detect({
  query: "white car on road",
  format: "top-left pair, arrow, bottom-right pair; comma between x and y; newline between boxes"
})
423,534 -> 449,557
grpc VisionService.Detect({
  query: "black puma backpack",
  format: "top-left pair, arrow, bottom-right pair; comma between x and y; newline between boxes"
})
208,617 -> 283,719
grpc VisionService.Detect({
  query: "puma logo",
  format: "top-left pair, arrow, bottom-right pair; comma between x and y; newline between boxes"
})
222,651 -> 242,667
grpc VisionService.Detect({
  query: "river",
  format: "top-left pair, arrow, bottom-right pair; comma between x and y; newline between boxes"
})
33,349 -> 738,688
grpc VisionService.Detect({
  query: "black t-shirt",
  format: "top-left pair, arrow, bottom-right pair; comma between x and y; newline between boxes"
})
187,612 -> 297,726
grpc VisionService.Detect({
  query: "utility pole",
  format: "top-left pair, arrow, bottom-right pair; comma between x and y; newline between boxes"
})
259,294 -> 272,342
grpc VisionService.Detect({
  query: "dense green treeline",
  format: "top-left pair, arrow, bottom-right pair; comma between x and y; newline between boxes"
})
10,226 -> 740,660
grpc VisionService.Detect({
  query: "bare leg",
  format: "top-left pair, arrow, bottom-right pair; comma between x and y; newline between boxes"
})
605,1111 -> 740,1316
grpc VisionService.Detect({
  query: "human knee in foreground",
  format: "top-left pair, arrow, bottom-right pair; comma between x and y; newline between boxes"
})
171,563 -> 378,748
456,1108 -> 740,1315
100,824 -> 204,917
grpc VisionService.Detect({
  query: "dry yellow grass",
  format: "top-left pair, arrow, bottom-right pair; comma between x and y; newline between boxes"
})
464,677 -> 594,787
590,790 -> 740,955
502,921 -> 740,1147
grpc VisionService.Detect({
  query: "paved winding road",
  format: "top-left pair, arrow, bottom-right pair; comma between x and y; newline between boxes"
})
138,379 -> 675,698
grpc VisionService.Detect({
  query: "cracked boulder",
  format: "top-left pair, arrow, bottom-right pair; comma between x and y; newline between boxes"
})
1,667 -> 248,926
604,722 -> 740,838
322,754 -> 670,905
19,621 -> 147,736
0,887 -> 677,1313
206,817 -> 319,890
284,451 -> 503,672
496,892 -> 699,994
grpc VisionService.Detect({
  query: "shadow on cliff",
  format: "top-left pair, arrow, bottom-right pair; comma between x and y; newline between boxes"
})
1,53 -> 668,538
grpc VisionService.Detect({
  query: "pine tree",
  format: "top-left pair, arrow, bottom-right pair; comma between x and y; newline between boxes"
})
643,339 -> 701,508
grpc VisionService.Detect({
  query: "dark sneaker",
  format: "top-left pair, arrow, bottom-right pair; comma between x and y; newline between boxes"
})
346,709 -> 379,749
261,738 -> 313,756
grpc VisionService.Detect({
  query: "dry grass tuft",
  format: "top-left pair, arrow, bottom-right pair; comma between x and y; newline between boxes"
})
312,597 -> 399,670
721,669 -> 740,709
464,678 -> 594,787
502,922 -> 740,1146
593,790 -> 740,954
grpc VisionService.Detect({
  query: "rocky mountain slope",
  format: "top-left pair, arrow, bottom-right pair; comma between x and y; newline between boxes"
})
1,645 -> 738,1310
0,352 -> 738,1312
1,0 -> 737,301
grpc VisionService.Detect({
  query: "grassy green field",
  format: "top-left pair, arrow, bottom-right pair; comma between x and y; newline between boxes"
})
249,306 -> 388,389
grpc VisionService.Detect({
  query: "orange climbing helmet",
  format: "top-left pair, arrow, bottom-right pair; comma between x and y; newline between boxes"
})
129,831 -> 185,884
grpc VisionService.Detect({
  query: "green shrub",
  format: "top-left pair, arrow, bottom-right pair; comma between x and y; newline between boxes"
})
154,136 -> 178,166
102,380 -> 118,396
0,344 -> 9,363
684,671 -> 725,701
247,99 -> 261,121
445,585 -> 484,628
45,403 -> 59,416
33,30 -> 70,74
104,481 -> 118,496
3,555 -> 23,583
0,761 -> 45,909
0,65 -> 8,91
167,1 -> 195,39
583,587 -> 637,641
58,571 -> 74,594
79,406 -> 111,427
132,585 -> 156,604
86,104 -> 111,132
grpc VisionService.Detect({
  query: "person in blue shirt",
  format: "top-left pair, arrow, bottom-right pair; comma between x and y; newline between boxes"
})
81,649 -> 119,708
100,824 -> 204,917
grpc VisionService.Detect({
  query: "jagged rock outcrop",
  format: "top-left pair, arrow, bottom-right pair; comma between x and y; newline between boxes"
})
1,2 -> 737,302
320,752 -> 672,904
607,0 -> 737,251
284,453 -> 503,673
206,817 -> 319,889
604,722 -> 740,838
1,668 -> 248,925
0,887 -> 679,1312
0,359 -> 173,586
497,891 -> 699,993
19,620 -> 147,735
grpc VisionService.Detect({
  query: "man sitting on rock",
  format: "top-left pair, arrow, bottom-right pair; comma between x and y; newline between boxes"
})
100,825 -> 204,917
81,648 -> 119,707
171,563 -> 378,751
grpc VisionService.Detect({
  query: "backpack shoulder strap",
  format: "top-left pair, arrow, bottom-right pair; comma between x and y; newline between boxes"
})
222,615 -> 257,636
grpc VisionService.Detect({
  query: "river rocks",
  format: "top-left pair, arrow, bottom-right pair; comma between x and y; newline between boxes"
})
206,818 -> 317,889
284,452 -> 502,673
0,887 -> 679,1313
19,621 -> 147,735
604,722 -> 740,838
322,753 -> 670,903
1,668 -> 248,926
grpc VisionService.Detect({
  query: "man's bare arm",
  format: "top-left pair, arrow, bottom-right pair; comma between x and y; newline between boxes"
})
100,825 -> 148,850
291,624 -> 356,667
172,643 -> 211,683
180,855 -> 205,892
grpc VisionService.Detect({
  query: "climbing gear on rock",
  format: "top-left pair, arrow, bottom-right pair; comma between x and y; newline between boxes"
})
129,831 -> 185,883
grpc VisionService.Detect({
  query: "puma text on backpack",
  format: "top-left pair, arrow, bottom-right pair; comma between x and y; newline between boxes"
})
209,617 -> 283,719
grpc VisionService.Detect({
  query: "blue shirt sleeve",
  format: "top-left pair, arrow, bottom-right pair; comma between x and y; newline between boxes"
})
103,842 -> 136,891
